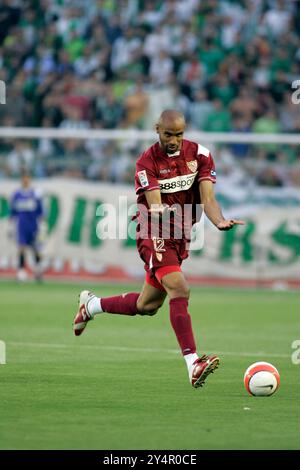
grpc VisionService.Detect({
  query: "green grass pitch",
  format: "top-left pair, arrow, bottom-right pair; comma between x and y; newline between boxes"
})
0,280 -> 299,450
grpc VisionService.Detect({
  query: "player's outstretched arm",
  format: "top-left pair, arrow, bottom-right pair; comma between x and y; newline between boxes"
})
199,180 -> 245,231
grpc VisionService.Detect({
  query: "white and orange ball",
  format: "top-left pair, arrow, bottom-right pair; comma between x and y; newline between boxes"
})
244,362 -> 280,396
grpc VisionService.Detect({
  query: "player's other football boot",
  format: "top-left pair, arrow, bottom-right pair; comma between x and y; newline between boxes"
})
190,354 -> 220,389
73,290 -> 95,336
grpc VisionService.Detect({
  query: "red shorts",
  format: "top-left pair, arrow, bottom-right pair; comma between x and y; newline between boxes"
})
136,236 -> 189,291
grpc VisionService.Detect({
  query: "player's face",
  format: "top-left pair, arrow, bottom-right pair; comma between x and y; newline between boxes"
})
21,175 -> 30,188
157,120 -> 185,154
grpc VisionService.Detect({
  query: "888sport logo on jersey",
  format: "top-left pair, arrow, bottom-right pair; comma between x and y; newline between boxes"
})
159,173 -> 197,193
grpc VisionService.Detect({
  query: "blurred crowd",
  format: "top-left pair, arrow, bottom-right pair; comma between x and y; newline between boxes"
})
1,0 -> 300,187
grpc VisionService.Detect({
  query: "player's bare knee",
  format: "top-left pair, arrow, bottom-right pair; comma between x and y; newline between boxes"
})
137,301 -> 162,316
144,307 -> 159,316
172,287 -> 190,299
164,283 -> 190,299
161,275 -> 190,299
138,307 -> 158,316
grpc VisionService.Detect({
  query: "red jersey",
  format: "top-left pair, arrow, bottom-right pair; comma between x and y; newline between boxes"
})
134,139 -> 216,241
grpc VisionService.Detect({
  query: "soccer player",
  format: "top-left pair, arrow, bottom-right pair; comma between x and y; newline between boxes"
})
10,172 -> 45,281
73,110 -> 245,388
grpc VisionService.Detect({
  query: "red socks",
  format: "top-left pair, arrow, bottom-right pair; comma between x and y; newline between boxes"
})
169,297 -> 196,355
101,293 -> 139,316
100,294 -> 196,356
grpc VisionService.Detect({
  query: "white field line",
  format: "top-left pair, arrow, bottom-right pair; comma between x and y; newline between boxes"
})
8,341 -> 290,358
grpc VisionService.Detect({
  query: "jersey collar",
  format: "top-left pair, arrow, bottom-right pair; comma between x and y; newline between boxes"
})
167,150 -> 180,157
156,142 -> 183,159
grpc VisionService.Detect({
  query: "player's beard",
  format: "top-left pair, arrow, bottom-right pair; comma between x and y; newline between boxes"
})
166,145 -> 178,154
163,142 -> 181,154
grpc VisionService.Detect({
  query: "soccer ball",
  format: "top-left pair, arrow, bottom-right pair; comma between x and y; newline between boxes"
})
243,361 -> 280,396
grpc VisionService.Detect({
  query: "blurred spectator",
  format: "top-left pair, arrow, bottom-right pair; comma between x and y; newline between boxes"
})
95,85 -> 123,129
0,0 -> 299,188
59,106 -> 90,130
279,92 -> 300,133
123,79 -> 149,128
178,53 -> 206,98
111,27 -> 142,73
209,74 -> 236,106
74,44 -> 101,78
230,117 -> 252,159
256,166 -> 284,187
7,141 -> 35,176
189,89 -> 213,131
149,50 -> 174,86
137,1 -> 164,29
262,0 -> 293,38
0,0 -> 20,45
61,138 -> 91,178
64,28 -> 86,63
198,37 -> 225,77
252,108 -> 281,160
202,99 -> 231,132
230,87 -> 258,122
143,24 -> 169,59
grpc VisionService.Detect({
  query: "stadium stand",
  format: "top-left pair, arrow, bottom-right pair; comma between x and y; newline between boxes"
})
0,0 -> 300,187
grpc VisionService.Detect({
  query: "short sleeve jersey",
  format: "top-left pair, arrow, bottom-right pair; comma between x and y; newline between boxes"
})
134,139 -> 216,238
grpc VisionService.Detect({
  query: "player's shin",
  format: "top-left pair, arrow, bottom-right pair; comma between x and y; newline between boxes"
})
169,297 -> 198,358
89,292 -> 140,316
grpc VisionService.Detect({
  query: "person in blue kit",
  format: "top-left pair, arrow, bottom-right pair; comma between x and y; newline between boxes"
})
10,172 -> 46,281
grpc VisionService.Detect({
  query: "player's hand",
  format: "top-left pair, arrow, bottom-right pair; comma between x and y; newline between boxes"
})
217,219 -> 245,231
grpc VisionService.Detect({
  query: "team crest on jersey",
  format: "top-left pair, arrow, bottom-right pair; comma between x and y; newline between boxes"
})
156,252 -> 163,262
138,170 -> 149,187
187,160 -> 197,173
